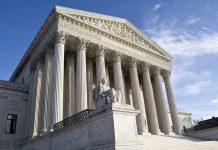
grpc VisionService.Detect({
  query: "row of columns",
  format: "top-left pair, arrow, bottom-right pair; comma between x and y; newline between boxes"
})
25,31 -> 181,138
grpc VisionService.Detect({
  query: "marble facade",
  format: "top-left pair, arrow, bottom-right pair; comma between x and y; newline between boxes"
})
18,5 -> 181,136
0,5 -> 194,150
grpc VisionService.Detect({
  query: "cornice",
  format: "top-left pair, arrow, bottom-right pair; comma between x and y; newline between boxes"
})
55,5 -> 172,59
9,6 -> 173,81
61,13 -> 170,60
0,80 -> 28,93
57,13 -> 171,65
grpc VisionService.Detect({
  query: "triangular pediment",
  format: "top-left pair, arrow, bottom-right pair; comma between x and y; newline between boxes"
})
55,6 -> 172,59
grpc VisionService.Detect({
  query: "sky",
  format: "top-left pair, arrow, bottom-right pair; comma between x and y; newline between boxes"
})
0,0 -> 218,120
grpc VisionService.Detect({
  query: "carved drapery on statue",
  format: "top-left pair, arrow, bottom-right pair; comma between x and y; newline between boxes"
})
93,78 -> 121,110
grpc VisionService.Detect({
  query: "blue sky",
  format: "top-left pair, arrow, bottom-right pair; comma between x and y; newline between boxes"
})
0,0 -> 218,120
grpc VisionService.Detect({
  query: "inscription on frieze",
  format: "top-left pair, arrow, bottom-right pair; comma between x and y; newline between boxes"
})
69,15 -> 162,54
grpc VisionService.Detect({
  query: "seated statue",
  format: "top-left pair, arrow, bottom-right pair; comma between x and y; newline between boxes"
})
93,78 -> 121,109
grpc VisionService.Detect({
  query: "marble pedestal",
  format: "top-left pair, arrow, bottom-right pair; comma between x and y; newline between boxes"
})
21,102 -> 147,150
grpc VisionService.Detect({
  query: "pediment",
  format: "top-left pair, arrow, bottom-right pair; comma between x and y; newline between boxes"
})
55,6 -> 172,59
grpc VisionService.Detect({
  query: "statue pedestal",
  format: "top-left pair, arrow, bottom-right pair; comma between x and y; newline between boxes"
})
88,102 -> 146,149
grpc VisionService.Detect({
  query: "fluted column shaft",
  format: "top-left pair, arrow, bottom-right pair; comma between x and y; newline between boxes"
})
30,60 -> 44,137
87,59 -> 94,109
153,67 -> 170,135
76,39 -> 88,113
141,63 -> 160,134
64,53 -> 76,118
96,46 -> 106,85
113,53 -> 126,104
50,32 -> 66,129
105,64 -> 110,86
129,58 -> 147,134
25,66 -> 35,138
163,71 -> 181,134
39,49 -> 53,133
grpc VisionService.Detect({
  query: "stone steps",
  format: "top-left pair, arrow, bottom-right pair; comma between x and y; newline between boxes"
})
137,134 -> 218,150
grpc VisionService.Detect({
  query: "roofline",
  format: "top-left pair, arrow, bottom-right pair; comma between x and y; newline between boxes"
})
9,5 -> 173,81
56,5 -> 173,59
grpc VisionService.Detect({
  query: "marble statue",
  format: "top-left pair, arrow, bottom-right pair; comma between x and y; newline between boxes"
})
93,78 -> 120,109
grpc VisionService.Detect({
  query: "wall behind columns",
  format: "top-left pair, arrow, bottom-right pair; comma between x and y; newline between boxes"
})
0,81 -> 28,144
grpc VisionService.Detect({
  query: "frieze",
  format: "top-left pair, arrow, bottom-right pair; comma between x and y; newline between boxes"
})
58,14 -> 171,66
69,15 -> 159,53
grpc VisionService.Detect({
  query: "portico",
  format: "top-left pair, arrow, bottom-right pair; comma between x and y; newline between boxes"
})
9,6 -> 181,138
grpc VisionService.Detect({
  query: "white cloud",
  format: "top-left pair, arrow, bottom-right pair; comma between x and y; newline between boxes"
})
153,4 -> 161,12
206,6 -> 211,9
175,81 -> 211,96
191,109 -> 218,120
210,98 -> 218,104
146,27 -> 218,58
185,16 -> 200,25
143,13 -> 218,119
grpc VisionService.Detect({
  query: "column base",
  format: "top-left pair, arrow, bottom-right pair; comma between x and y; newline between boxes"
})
32,132 -> 38,137
150,129 -> 162,135
48,125 -> 54,132
39,129 -> 47,136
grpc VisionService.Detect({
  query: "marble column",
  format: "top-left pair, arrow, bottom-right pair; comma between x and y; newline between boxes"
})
30,58 -> 44,137
76,39 -> 88,113
96,45 -> 106,85
113,52 -> 126,104
64,52 -> 76,118
87,59 -> 94,109
25,63 -> 36,138
129,58 -> 148,134
126,82 -> 134,106
105,64 -> 110,86
141,63 -> 160,135
163,70 -> 181,134
39,48 -> 53,134
153,67 -> 170,135
50,31 -> 66,130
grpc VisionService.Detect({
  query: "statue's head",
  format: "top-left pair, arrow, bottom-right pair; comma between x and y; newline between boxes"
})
100,78 -> 107,85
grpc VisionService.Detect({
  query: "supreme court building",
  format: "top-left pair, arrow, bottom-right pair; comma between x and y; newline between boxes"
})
0,6 -> 193,150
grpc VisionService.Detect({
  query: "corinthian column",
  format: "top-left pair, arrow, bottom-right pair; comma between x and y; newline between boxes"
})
163,70 -> 181,134
29,58 -> 44,137
39,48 -> 53,134
50,31 -> 66,129
113,52 -> 126,104
153,67 -> 170,135
129,58 -> 148,135
76,39 -> 88,113
87,59 -> 94,109
64,52 -> 76,118
96,45 -> 106,84
141,63 -> 160,135
24,65 -> 35,138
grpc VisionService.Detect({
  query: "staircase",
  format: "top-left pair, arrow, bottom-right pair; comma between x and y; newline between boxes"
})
136,134 -> 218,150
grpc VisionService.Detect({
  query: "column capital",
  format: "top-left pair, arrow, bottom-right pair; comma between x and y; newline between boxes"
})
30,61 -> 37,72
30,54 -> 44,72
112,52 -> 122,63
55,31 -> 67,44
76,38 -> 89,51
153,66 -> 161,76
129,57 -> 137,68
162,70 -> 171,79
65,51 -> 75,58
45,48 -> 54,55
141,62 -> 150,72
95,45 -> 105,57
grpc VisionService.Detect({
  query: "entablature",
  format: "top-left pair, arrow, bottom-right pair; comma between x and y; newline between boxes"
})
57,14 -> 171,70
